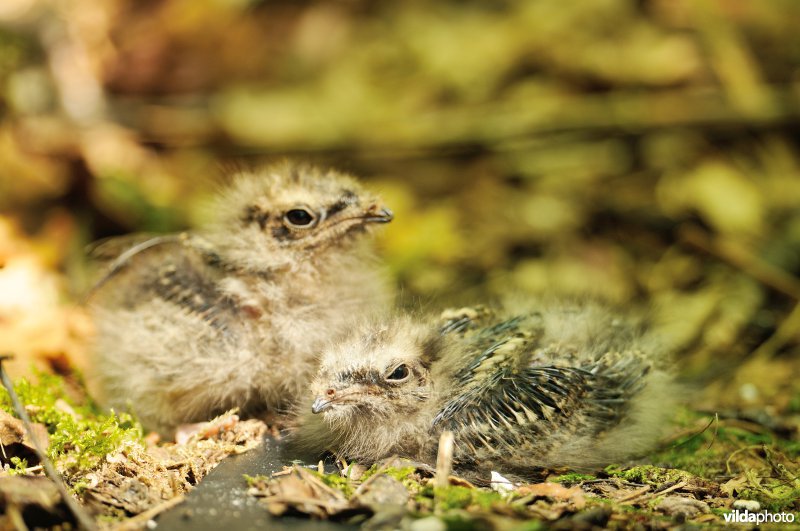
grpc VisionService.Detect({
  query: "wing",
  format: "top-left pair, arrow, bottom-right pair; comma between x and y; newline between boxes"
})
86,233 -> 175,262
85,233 -> 238,331
448,313 -> 545,387
433,364 -> 589,461
86,233 -> 189,297
438,305 -> 495,336
433,338 -> 649,462
86,232 -> 224,297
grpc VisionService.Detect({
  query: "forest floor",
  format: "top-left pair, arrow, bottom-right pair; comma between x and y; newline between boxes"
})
244,407 -> 800,530
0,369 -> 797,530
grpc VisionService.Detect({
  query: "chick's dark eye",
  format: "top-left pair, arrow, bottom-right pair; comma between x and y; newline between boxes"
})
386,364 -> 410,381
284,208 -> 316,228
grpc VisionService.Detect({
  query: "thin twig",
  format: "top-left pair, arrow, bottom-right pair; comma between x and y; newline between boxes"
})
725,445 -> 762,475
0,355 -> 98,531
8,504 -> 28,531
706,413 -> 720,451
626,480 -> 689,504
660,414 -> 717,450
679,225 -> 800,300
616,485 -> 651,503
680,226 -> 800,360
434,430 -> 454,490
748,301 -> 800,360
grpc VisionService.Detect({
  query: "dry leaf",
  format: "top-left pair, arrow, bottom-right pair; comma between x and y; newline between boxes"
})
263,466 -> 350,518
517,482 -> 586,510
656,496 -> 711,519
0,409 -> 49,466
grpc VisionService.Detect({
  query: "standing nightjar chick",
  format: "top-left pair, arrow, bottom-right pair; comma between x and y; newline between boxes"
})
86,162 -> 393,435
295,300 -> 674,479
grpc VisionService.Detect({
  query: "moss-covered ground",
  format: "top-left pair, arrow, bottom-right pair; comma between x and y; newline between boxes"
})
0,369 -> 798,528
0,373 -> 266,527
245,407 -> 799,529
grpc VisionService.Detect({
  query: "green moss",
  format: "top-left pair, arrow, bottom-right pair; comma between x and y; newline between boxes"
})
788,393 -> 800,414
50,412 -> 142,471
360,463 -> 416,482
783,440 -> 800,455
439,513 -> 493,531
70,478 -> 91,495
311,468 -> 356,497
434,486 -> 474,510
430,485 -> 510,512
649,409 -> 800,488
243,474 -> 268,487
0,372 -> 144,473
8,456 -> 28,475
604,465 -> 694,485
553,473 -> 596,484
638,417 -> 800,513
509,521 -> 547,531
734,482 -> 800,513
358,463 -> 422,495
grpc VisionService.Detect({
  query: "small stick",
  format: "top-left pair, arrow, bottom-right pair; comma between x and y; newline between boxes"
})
434,430 -> 454,489
8,504 -> 28,531
679,225 -> 800,300
725,444 -> 762,475
706,412 -> 720,451
0,355 -> 98,531
616,485 -> 651,503
660,414 -> 716,448
749,301 -> 800,360
623,480 -> 688,504
680,226 -> 800,360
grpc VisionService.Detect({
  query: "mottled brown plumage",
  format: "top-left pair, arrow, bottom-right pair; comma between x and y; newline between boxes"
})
295,300 -> 674,480
87,162 -> 393,435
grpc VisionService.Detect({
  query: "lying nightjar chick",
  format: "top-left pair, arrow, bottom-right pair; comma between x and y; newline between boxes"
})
294,300 -> 675,480
87,161 -> 393,436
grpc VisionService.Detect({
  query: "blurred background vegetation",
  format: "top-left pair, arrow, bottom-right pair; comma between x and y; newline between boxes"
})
0,0 -> 799,421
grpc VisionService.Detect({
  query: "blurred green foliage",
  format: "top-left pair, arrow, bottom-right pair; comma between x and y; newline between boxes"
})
0,0 -> 799,404
0,3 -> 798,528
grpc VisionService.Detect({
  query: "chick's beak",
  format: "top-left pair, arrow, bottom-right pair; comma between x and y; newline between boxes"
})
363,206 -> 394,224
311,396 -> 332,414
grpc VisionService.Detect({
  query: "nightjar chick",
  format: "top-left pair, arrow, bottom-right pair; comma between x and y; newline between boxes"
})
296,300 -> 674,479
87,162 -> 393,435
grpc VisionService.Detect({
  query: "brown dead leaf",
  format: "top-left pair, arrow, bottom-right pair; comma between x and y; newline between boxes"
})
80,415 -> 266,518
0,476 -> 61,509
262,466 -> 350,518
720,476 -> 749,498
516,482 -> 586,510
0,218 -> 90,380
656,495 -> 711,520
0,409 -> 49,466
446,475 -> 477,488
0,476 -> 73,528
0,409 -> 26,447
175,412 -> 243,446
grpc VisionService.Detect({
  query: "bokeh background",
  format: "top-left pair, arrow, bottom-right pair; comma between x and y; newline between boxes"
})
1,0 -> 799,421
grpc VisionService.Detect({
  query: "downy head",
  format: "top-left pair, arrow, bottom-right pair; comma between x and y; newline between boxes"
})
310,318 -> 443,427
207,161 -> 393,271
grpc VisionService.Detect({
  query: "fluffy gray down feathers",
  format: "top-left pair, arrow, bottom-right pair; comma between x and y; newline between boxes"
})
295,298 -> 675,479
